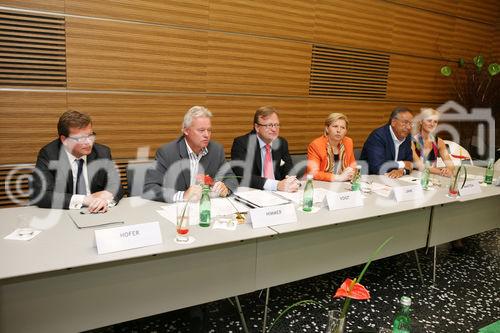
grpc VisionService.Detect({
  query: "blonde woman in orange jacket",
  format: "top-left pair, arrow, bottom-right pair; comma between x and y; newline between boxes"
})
306,113 -> 356,182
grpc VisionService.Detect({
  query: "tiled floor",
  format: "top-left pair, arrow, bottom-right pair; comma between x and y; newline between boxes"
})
88,229 -> 499,333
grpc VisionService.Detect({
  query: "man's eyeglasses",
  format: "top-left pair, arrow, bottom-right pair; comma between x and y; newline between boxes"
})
257,123 -> 280,129
67,133 -> 96,143
395,118 -> 412,127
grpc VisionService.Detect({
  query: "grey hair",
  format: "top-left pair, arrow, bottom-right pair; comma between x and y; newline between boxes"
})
388,106 -> 412,124
182,106 -> 212,129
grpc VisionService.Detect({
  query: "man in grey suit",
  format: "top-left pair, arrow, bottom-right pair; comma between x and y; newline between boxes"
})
143,106 -> 237,203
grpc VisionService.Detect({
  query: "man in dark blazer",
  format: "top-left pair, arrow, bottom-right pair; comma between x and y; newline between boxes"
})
359,107 -> 414,178
143,106 -> 237,203
231,106 -> 298,192
30,110 -> 124,211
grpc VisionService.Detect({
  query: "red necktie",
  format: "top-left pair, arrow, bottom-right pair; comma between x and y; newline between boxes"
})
264,144 -> 274,179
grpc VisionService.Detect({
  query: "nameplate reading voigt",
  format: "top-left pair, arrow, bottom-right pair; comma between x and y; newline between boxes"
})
393,185 -> 424,202
250,204 -> 297,228
459,180 -> 481,196
326,190 -> 363,211
95,222 -> 162,255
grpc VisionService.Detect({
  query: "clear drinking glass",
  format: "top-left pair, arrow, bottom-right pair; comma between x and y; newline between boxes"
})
16,214 -> 35,238
176,201 -> 190,242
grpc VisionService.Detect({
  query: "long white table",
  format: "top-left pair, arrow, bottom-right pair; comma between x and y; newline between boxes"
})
1,171 -> 499,333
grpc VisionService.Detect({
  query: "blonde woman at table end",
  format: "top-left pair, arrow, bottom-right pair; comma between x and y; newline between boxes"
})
306,112 -> 356,182
412,108 -> 454,177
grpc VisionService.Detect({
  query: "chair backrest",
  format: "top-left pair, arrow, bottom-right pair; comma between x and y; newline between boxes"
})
443,140 -> 473,166
126,161 -> 154,196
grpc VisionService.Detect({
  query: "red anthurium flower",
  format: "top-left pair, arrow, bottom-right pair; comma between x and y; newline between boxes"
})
196,174 -> 214,186
333,278 -> 370,300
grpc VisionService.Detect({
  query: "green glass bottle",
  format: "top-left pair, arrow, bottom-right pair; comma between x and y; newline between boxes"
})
351,165 -> 362,191
484,158 -> 494,185
420,161 -> 430,190
302,174 -> 314,212
393,296 -> 412,333
199,185 -> 211,227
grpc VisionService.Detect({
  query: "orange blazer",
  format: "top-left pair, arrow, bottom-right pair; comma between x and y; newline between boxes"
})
306,135 -> 356,182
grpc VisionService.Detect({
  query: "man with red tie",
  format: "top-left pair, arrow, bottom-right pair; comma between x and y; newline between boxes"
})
231,106 -> 299,192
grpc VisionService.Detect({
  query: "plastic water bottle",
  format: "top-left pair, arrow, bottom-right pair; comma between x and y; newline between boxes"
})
199,185 -> 211,227
351,165 -> 362,191
484,158 -> 494,185
393,296 -> 412,333
303,174 -> 314,212
420,161 -> 430,190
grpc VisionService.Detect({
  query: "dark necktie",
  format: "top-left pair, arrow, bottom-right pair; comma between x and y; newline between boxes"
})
75,159 -> 86,195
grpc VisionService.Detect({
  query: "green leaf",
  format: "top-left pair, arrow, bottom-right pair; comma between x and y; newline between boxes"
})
473,55 -> 484,69
488,63 -> 500,76
458,58 -> 465,67
440,66 -> 452,77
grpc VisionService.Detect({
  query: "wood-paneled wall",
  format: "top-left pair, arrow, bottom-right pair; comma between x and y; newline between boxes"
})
1,0 -> 498,165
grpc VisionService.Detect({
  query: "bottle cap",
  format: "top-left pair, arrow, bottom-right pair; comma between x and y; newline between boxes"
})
356,165 -> 362,170
400,296 -> 411,306
306,173 -> 313,180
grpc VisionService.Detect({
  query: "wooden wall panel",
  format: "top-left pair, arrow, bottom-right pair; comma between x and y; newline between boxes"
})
387,0 -> 458,17
0,0 -> 64,12
451,19 -> 494,59
493,25 -> 500,60
456,0 -> 500,25
207,32 -> 311,96
206,96 -> 311,154
65,0 -> 208,28
0,91 -> 67,164
314,0 -> 394,53
392,5 -> 454,59
66,17 -> 207,92
209,0 -> 314,41
67,93 -> 207,159
387,55 -> 453,102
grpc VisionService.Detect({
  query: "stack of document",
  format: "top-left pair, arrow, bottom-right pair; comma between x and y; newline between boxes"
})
233,190 -> 290,208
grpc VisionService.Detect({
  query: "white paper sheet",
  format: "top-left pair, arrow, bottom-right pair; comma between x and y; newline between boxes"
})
234,190 -> 290,207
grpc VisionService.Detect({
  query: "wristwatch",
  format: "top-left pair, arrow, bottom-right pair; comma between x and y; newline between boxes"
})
402,168 -> 409,175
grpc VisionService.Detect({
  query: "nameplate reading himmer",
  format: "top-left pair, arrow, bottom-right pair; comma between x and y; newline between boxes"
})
249,204 -> 297,228
95,222 -> 163,254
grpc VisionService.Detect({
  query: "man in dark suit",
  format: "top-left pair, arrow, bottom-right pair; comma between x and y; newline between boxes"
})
143,106 -> 237,203
359,106 -> 414,178
30,110 -> 124,212
231,106 -> 299,192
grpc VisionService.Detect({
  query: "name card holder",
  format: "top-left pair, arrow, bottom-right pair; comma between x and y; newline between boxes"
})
325,191 -> 363,211
250,204 -> 297,228
393,185 -> 424,202
459,180 -> 482,196
95,222 -> 163,254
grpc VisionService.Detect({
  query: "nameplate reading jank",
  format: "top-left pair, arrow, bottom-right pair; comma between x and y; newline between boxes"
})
95,222 -> 163,255
459,180 -> 482,196
326,191 -> 363,211
250,204 -> 297,228
393,185 -> 424,202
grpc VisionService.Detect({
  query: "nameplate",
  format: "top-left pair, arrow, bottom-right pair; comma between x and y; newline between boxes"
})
393,185 -> 424,202
326,191 -> 363,211
95,222 -> 162,255
459,180 -> 482,196
250,204 -> 297,228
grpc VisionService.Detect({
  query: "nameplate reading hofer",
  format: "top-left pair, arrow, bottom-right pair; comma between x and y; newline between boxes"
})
326,190 -> 363,211
393,185 -> 424,202
459,180 -> 482,196
95,222 -> 163,255
250,204 -> 297,228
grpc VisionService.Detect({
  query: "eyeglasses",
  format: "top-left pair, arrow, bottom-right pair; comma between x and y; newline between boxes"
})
67,133 -> 96,143
257,123 -> 280,129
395,118 -> 413,127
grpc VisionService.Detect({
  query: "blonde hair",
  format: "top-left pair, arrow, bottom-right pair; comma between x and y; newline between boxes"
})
182,106 -> 212,129
417,108 -> 439,132
324,113 -> 349,135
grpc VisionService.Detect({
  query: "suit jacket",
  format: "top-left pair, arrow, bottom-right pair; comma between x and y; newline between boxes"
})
230,131 -> 293,189
30,139 -> 124,209
143,137 -> 238,203
306,135 -> 356,182
359,124 -> 413,175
